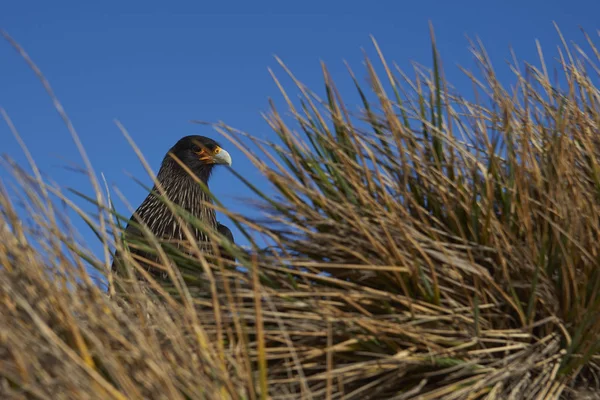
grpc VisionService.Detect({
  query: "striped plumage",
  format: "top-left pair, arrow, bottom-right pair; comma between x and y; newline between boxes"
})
111,135 -> 234,281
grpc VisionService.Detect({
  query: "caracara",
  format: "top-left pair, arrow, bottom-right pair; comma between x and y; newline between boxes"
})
111,135 -> 235,283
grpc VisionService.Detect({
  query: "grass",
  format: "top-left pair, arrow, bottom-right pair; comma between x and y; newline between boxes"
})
2,24 -> 600,399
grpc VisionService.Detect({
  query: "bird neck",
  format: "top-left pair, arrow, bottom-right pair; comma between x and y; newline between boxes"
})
156,159 -> 215,213
134,160 -> 217,241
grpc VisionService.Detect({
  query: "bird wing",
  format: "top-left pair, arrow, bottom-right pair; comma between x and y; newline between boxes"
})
217,222 -> 236,264
217,222 -> 234,244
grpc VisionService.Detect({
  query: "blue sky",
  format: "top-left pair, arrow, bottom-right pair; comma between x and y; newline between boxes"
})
1,1 -> 598,273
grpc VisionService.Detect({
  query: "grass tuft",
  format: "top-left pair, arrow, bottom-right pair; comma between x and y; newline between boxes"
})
2,25 -> 600,399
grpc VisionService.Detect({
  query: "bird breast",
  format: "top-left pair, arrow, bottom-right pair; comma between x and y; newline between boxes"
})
133,174 -> 217,244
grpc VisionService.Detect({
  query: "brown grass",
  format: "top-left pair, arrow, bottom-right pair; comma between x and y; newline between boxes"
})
2,24 -> 600,399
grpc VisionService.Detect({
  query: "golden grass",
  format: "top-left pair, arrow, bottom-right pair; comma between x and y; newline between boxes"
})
2,25 -> 600,399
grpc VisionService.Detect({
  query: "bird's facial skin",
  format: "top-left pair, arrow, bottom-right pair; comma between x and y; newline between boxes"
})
164,135 -> 232,181
195,145 -> 232,166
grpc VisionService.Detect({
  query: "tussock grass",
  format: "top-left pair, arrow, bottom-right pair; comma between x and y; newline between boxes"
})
2,25 -> 600,399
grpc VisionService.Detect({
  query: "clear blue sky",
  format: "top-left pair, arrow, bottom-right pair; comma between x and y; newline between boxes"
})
1,1 -> 598,273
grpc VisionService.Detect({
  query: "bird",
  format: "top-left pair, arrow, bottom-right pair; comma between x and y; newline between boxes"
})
111,135 -> 235,285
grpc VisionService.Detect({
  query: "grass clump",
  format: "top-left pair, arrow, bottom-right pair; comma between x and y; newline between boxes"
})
2,25 -> 600,399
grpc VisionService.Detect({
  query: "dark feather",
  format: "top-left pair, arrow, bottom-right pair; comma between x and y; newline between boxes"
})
111,135 -> 234,284
217,222 -> 236,264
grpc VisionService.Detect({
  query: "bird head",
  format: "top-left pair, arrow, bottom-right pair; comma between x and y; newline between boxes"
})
163,135 -> 232,181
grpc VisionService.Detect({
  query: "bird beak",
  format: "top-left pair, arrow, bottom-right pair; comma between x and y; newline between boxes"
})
212,148 -> 232,166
